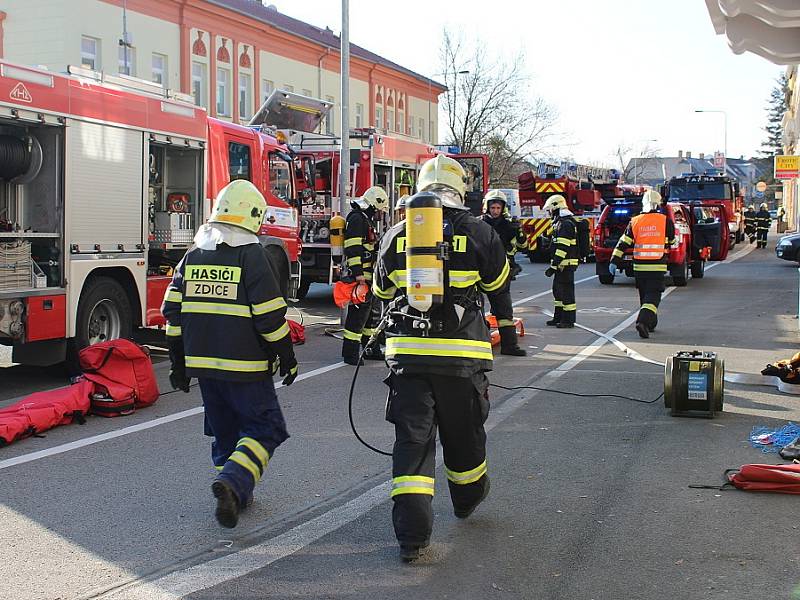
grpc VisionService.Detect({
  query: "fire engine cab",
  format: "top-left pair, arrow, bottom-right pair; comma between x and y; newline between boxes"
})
0,61 -> 305,366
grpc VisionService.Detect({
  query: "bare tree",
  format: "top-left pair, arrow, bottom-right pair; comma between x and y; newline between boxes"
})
439,30 -> 559,187
614,142 -> 661,185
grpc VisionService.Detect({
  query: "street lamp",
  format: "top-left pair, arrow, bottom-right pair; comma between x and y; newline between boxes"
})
695,109 -> 727,172
633,138 -> 658,185
428,69 -> 469,145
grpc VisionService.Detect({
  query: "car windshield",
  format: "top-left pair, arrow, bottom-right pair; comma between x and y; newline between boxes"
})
604,202 -> 641,226
669,183 -> 731,201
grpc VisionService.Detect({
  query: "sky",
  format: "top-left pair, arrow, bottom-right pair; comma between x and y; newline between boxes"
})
270,0 -> 784,167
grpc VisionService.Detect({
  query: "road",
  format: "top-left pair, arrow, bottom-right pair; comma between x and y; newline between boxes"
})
2,241 -> 800,600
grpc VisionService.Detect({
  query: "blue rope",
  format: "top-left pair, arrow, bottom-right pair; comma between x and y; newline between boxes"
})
749,423 -> 800,453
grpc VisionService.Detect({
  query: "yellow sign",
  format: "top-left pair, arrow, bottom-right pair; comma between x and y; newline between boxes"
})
775,155 -> 799,180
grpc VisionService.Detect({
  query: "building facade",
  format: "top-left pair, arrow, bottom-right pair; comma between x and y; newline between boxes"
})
0,0 -> 444,142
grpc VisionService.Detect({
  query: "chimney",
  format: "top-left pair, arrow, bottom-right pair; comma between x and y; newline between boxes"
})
699,152 -> 704,160
686,151 -> 692,159
678,150 -> 683,159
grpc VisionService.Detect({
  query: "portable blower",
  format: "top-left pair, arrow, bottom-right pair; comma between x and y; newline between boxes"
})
664,350 -> 724,418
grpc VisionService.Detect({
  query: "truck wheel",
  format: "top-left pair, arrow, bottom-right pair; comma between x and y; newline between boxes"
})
75,276 -> 133,350
690,259 -> 705,279
671,260 -> 688,287
598,273 -> 614,285
295,280 -> 311,301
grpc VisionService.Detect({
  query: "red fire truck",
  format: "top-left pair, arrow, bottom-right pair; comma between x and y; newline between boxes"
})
0,61 -> 305,366
516,162 -> 619,261
249,91 -> 489,298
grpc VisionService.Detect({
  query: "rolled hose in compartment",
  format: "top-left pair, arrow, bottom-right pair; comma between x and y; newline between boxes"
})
0,135 -> 31,180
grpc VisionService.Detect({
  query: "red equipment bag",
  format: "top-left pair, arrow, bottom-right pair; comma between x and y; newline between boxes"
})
79,339 -> 160,416
288,319 -> 305,345
725,463 -> 800,494
0,379 -> 93,446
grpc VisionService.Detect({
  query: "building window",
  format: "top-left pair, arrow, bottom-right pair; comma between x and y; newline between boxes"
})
397,111 -> 404,134
376,106 -> 383,129
191,62 -> 207,108
118,45 -> 136,76
284,84 -> 294,93
239,72 -> 252,120
217,67 -> 231,116
228,142 -> 251,181
81,36 -> 99,70
407,114 -> 413,136
355,103 -> 364,128
151,53 -> 167,87
302,88 -> 312,98
419,118 -> 426,142
325,95 -> 335,135
261,79 -> 274,101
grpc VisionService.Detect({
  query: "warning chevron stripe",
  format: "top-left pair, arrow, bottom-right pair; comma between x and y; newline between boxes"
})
534,182 -> 565,193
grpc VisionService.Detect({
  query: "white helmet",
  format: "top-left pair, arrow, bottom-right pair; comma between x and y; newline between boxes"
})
484,189 -> 508,212
359,186 -> 390,212
395,194 -> 410,213
542,194 -> 567,213
641,189 -> 662,213
417,155 -> 467,208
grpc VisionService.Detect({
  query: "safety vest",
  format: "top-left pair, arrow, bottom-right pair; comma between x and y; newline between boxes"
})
631,213 -> 667,261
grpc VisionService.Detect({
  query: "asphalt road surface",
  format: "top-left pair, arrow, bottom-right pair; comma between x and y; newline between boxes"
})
2,239 -> 800,600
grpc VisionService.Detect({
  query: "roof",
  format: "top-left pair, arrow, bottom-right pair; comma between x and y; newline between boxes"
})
207,1 -> 446,90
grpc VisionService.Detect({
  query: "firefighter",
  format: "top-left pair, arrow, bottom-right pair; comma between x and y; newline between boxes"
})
372,155 -> 509,562
341,186 -> 390,365
161,180 -> 298,529
755,202 -> 771,249
395,194 -> 410,223
480,190 -> 526,355
611,189 -> 675,339
744,204 -> 757,244
543,194 -> 578,329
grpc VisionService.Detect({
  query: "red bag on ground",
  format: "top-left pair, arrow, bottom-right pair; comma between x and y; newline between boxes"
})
288,319 -> 305,345
79,339 -> 160,415
0,379 -> 93,446
726,463 -> 800,494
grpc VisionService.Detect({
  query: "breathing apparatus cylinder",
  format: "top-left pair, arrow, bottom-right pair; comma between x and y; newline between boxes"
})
329,213 -> 346,259
405,192 -> 445,313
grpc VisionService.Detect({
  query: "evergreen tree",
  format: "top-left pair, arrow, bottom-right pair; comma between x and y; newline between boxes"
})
760,73 -> 788,157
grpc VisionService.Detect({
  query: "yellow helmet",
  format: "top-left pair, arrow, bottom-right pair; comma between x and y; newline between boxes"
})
361,186 -> 390,212
417,155 -> 467,204
209,179 -> 267,234
484,189 -> 508,211
542,194 -> 567,212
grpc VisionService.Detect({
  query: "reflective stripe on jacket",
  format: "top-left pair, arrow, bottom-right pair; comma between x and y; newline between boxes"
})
344,209 -> 377,279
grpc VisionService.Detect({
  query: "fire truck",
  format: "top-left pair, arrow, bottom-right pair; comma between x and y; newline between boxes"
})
661,172 -> 744,246
593,185 -> 731,286
248,90 -> 489,299
0,61 -> 305,366
516,162 -> 620,261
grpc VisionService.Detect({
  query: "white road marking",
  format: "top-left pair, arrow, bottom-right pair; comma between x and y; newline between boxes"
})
0,361 -> 346,472
98,306 -> 658,599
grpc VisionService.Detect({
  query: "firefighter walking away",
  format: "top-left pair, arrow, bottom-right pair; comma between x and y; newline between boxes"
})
162,180 -> 298,528
341,186 -> 390,365
611,189 -> 675,339
372,155 -> 509,562
543,194 -> 578,328
744,204 -> 757,244
755,202 -> 771,249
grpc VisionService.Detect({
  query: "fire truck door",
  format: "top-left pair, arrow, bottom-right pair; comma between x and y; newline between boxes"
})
691,204 -> 730,261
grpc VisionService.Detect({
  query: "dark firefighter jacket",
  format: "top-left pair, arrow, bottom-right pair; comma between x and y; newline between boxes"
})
612,210 -> 676,277
344,207 -> 377,281
550,216 -> 579,270
372,207 -> 509,378
755,209 -> 771,232
744,209 -> 757,232
481,214 -> 527,257
161,243 -> 293,382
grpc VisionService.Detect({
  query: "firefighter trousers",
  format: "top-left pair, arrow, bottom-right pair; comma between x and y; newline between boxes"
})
385,372 -> 490,546
635,275 -> 665,331
487,286 -> 520,350
552,267 -> 576,324
342,293 -> 381,360
199,377 -> 289,507
756,228 -> 768,248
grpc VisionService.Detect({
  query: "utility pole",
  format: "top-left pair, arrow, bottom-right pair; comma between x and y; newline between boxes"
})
338,0 -> 350,216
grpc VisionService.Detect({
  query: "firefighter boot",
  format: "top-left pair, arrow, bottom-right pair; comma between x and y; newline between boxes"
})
399,540 -> 430,563
635,322 -> 650,339
454,476 -> 491,519
211,479 -> 240,529
362,344 -> 385,361
342,339 -> 363,366
546,308 -> 562,327
499,326 -> 526,356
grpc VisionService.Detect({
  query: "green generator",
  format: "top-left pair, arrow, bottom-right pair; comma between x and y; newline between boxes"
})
664,351 -> 724,418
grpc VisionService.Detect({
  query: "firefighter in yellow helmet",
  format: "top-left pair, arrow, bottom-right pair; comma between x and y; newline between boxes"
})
341,185 -> 390,364
162,179 -> 297,529
372,154 -> 509,561
743,204 -> 757,244
755,202 -> 771,249
480,190 -> 526,355
611,189 -> 675,338
543,194 -> 579,328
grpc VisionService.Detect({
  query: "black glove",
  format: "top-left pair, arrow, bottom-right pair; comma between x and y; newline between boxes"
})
544,267 -> 555,277
611,258 -> 623,270
167,337 -> 190,393
279,353 -> 298,386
